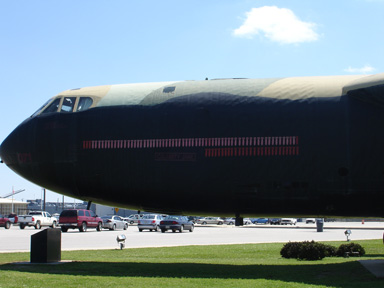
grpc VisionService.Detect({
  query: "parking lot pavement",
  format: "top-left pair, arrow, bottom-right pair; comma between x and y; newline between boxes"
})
1,222 -> 383,252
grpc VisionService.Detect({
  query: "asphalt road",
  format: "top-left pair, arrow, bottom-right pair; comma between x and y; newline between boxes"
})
1,222 -> 383,252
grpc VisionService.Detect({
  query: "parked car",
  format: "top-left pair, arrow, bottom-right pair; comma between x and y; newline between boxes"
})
0,214 -> 11,229
138,214 -> 164,232
243,218 -> 253,225
224,217 -> 251,225
306,218 -> 316,224
187,216 -> 200,224
224,217 -> 236,225
101,215 -> 128,230
159,215 -> 194,233
59,209 -> 102,232
281,218 -> 297,225
18,211 -> 57,229
253,218 -> 270,224
196,217 -> 224,225
123,214 -> 143,224
270,218 -> 281,225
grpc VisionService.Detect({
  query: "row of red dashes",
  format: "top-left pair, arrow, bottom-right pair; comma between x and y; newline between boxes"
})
83,136 -> 299,150
205,146 -> 299,157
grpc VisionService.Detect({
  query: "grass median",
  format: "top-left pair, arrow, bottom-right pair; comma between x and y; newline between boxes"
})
1,240 -> 384,287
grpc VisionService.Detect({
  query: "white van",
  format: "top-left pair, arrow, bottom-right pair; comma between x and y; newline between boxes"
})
281,218 -> 297,225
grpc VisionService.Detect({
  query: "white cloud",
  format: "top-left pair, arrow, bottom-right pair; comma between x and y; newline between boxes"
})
233,6 -> 319,44
344,65 -> 376,74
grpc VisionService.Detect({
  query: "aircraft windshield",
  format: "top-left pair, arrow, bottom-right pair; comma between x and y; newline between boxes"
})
42,98 -> 61,114
30,99 -> 53,117
60,97 -> 76,113
30,96 -> 94,117
77,97 -> 93,111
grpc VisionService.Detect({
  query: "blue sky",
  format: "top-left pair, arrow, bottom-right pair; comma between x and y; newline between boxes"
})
1,0 -> 383,202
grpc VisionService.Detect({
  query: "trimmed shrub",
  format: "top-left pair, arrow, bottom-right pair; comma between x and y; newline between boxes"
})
280,241 -> 302,259
281,241 -> 366,260
281,241 -> 340,260
281,241 -> 332,260
336,242 -> 366,257
296,241 -> 326,261
324,244 -> 337,257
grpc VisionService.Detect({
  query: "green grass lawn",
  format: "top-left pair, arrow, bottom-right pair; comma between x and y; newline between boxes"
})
1,240 -> 384,287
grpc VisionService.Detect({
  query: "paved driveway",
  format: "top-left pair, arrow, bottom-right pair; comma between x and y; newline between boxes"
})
1,222 -> 383,252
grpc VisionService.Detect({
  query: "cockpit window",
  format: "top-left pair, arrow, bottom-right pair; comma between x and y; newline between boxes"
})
77,97 -> 93,111
31,95 -> 95,117
31,99 -> 52,117
41,98 -> 61,114
61,97 -> 76,113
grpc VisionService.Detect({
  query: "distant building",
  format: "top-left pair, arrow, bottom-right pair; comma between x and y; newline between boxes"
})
1,197 -> 143,217
0,198 -> 28,215
27,199 -> 87,215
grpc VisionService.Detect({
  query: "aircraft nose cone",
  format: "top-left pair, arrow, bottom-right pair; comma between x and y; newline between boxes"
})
0,141 -> 5,164
0,130 -> 19,167
1,116 -> 79,198
0,120 -> 34,174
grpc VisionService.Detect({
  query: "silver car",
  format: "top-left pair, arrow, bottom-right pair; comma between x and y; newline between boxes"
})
196,217 -> 224,225
123,214 -> 143,225
101,215 -> 128,230
138,214 -> 164,232
224,217 -> 252,225
224,217 -> 236,225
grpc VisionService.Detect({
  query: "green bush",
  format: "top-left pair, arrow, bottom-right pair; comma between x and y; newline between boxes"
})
296,241 -> 326,260
281,241 -> 331,260
336,243 -> 366,257
281,241 -> 366,260
324,244 -> 337,257
280,241 -> 302,259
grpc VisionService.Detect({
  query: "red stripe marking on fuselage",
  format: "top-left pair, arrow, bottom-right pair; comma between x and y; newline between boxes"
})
82,136 -> 300,158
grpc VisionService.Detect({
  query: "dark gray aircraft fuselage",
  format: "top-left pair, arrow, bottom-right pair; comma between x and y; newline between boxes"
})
1,75 -> 384,217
